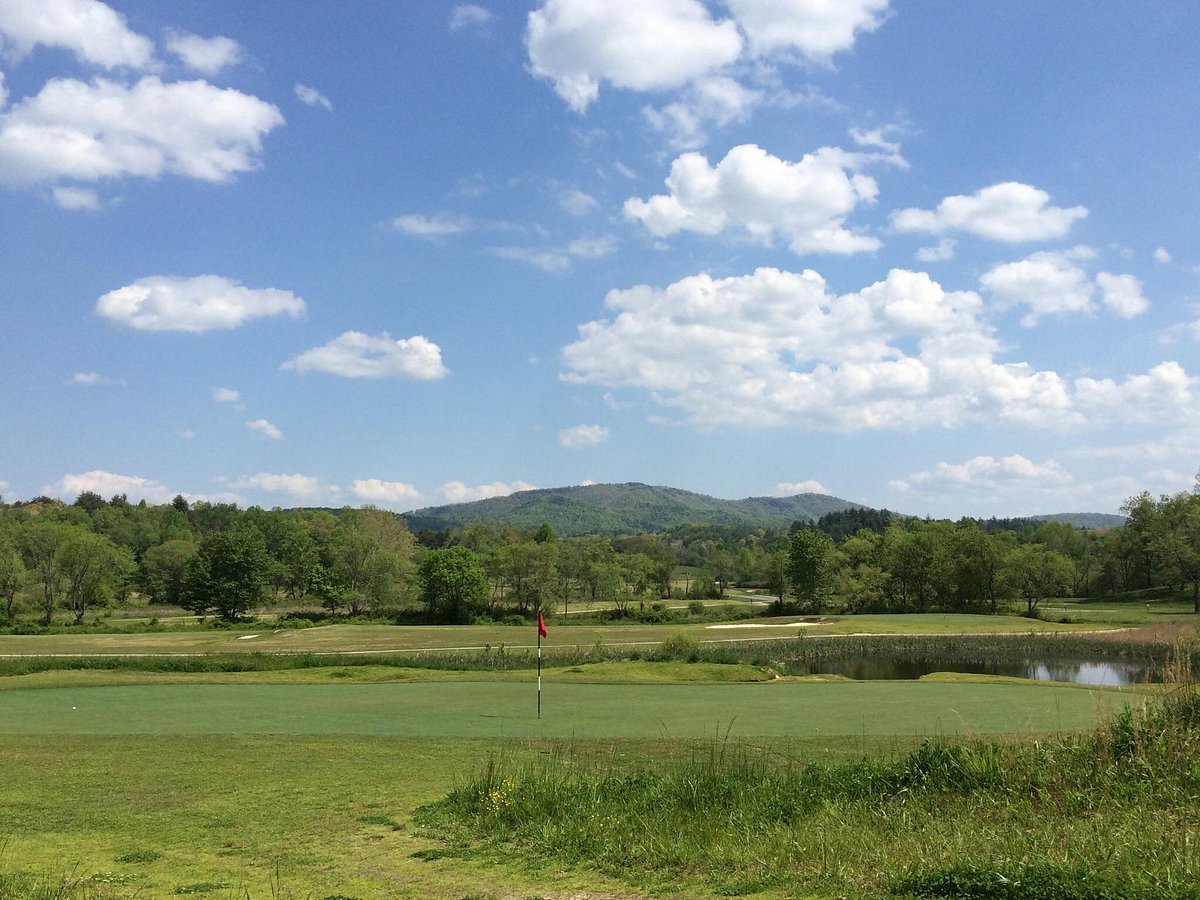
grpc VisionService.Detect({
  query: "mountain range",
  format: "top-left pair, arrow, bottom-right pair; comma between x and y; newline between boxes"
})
401,482 -> 1124,536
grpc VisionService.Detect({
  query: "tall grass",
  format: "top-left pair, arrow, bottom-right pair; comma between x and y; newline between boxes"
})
0,633 -> 1187,681
418,653 -> 1200,897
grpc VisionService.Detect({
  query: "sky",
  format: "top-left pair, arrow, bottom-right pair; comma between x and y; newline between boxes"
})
1,0 -> 1198,519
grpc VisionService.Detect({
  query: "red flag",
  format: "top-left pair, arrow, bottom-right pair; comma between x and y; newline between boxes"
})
537,611 -> 548,638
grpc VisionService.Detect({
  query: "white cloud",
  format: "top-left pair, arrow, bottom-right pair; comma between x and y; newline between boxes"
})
624,144 -> 887,254
0,0 -> 154,69
915,238 -> 955,263
492,246 -> 572,272
642,76 -> 762,149
775,480 -> 827,495
212,386 -> 239,403
849,124 -> 902,155
558,423 -> 609,448
0,76 -> 283,188
565,235 -> 616,258
980,249 -> 1148,326
165,31 -> 242,75
891,454 -> 1070,495
67,371 -> 121,386
561,266 -> 1198,431
526,0 -> 742,112
282,331 -> 449,380
0,70 -> 6,108
180,429 -> 195,440
981,248 -> 1095,327
492,236 -> 615,272
1096,272 -> 1149,319
724,0 -> 889,62
96,275 -> 305,332
350,479 -> 422,507
51,185 -> 99,210
558,186 -> 597,216
294,83 -> 333,111
231,472 -> 334,498
439,480 -> 537,503
1154,247 -> 1172,264
43,470 -> 176,504
246,419 -> 283,440
450,4 -> 495,31
389,213 -> 469,237
891,182 -> 1087,242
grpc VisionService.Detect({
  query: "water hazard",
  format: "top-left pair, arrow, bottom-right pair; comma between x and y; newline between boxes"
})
796,656 -> 1152,686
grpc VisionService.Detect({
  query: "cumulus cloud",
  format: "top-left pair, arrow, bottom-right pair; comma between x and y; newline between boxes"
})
246,419 -> 283,440
51,185 -> 100,210
526,0 -> 742,112
561,266 -> 1197,431
558,186 -> 597,216
0,76 -> 283,188
450,4 -> 495,31
981,248 -> 1096,327
43,470 -> 176,504
294,83 -> 333,110
724,0 -> 889,61
492,235 -> 616,272
642,76 -> 762,150
1096,272 -> 1150,319
0,0 -> 154,69
282,331 -> 449,380
439,480 -> 537,503
980,248 -> 1148,326
624,143 -> 888,254
558,423 -> 609,448
165,31 -> 242,75
96,275 -> 305,332
891,182 -> 1087,242
891,454 -> 1070,493
1154,247 -> 1172,264
230,472 -> 334,498
525,0 -> 888,113
67,371 -> 121,386
775,480 -> 827,495
211,386 -> 239,403
915,238 -> 955,263
351,479 -> 422,506
389,213 -> 470,237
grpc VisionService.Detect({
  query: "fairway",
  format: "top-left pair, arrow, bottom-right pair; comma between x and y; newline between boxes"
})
0,679 -> 1135,738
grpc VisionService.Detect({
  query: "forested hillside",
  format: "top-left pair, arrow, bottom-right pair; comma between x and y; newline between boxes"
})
402,482 -> 857,535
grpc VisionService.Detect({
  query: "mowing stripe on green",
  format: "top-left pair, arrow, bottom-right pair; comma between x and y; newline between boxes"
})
0,681 -> 1136,738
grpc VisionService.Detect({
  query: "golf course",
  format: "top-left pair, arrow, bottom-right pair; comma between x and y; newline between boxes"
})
1,613 -> 1194,899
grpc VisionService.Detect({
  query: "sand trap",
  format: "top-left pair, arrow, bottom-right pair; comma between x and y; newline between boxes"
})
237,634 -> 260,640
706,622 -> 821,629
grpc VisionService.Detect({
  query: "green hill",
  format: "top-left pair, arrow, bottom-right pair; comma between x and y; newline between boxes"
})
402,482 -> 858,536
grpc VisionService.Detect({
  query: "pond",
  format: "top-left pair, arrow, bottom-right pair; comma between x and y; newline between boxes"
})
794,656 -> 1154,686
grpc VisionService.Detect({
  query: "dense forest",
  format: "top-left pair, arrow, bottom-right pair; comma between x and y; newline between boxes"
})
0,481 -> 1196,628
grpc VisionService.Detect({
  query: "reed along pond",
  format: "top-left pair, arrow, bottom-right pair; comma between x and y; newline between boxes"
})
770,635 -> 1167,686
793,656 -> 1152,686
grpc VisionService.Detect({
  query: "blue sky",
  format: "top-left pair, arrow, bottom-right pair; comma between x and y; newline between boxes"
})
1,0 -> 1198,518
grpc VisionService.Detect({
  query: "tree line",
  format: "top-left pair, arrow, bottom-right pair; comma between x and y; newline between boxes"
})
1,478 -> 1198,626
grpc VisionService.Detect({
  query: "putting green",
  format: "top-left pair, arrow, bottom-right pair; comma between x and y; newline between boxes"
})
0,680 -> 1136,738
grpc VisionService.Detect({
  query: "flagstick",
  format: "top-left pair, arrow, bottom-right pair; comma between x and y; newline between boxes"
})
537,628 -> 542,720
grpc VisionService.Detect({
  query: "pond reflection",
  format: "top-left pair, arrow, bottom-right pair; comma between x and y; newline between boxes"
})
798,656 -> 1152,686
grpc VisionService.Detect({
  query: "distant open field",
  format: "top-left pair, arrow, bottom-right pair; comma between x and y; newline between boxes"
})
0,612 -> 1124,657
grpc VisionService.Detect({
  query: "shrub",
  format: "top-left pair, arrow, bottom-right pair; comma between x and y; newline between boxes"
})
656,631 -> 700,662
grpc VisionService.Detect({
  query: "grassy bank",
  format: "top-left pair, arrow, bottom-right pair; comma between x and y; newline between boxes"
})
420,682 -> 1200,897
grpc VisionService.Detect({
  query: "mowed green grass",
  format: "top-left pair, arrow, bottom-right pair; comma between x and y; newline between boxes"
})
0,678 -> 1138,738
0,613 -> 1119,657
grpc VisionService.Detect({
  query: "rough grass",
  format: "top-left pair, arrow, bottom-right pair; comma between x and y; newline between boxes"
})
420,680 -> 1200,898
